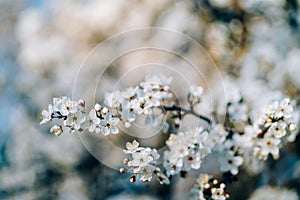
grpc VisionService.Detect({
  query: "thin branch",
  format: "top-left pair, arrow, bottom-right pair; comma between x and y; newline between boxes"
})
159,105 -> 212,125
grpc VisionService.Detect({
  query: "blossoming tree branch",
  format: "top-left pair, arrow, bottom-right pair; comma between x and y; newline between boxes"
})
40,75 -> 299,200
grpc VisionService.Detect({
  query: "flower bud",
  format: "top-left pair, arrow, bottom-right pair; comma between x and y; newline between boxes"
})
289,123 -> 297,131
94,103 -> 101,111
130,175 -> 136,183
119,168 -> 126,173
78,99 -> 85,107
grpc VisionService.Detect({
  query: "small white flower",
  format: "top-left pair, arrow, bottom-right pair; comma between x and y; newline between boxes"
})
64,98 -> 80,114
104,91 -> 122,108
174,144 -> 189,159
270,121 -> 287,138
88,109 -> 100,133
159,85 -> 173,99
264,100 -> 278,116
190,85 -> 203,98
53,96 -> 69,116
121,99 -> 143,122
143,92 -> 161,111
63,111 -> 86,132
234,125 -> 256,150
256,137 -> 281,160
143,74 -> 172,86
276,98 -> 293,119
94,103 -> 101,111
288,123 -> 297,132
52,96 -> 83,116
174,117 -> 181,125
187,154 -> 202,170
166,134 -> 177,147
228,103 -> 248,121
50,124 -> 63,136
40,104 -> 53,124
150,148 -> 160,160
219,150 -> 243,175
121,87 -> 137,99
100,112 -> 120,135
257,113 -> 272,127
129,149 -> 154,168
124,140 -> 141,154
139,165 -> 156,182
211,187 -> 226,200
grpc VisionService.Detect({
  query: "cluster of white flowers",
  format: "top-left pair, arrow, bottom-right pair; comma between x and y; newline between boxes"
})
40,97 -> 120,136
191,174 -> 229,200
40,75 -> 175,136
121,140 -> 169,185
218,149 -> 244,175
227,98 -> 299,161
252,98 -> 298,160
218,98 -> 297,176
189,96 -> 299,199
12,0 -> 300,198
40,96 -> 86,135
104,74 -> 173,128
164,127 -> 215,176
40,76 -> 300,200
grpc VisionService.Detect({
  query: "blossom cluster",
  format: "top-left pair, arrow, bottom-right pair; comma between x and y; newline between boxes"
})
253,98 -> 298,160
40,97 -> 120,136
189,96 -> 298,200
163,126 -> 218,176
226,98 -> 298,162
40,75 -> 299,200
40,75 -> 174,136
191,174 -> 229,200
104,74 -> 173,128
121,140 -> 169,185
40,96 -> 86,135
120,96 -> 298,200
13,0 -> 300,198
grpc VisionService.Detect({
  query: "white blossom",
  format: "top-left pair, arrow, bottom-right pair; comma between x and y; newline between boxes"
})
270,121 -> 287,138
53,96 -> 82,116
94,103 -> 101,111
123,140 -> 168,184
211,187 -> 226,200
40,104 -> 53,124
64,111 -> 87,132
124,140 -> 140,154
191,174 -> 229,200
88,109 -> 101,133
276,98 -> 293,119
104,90 -> 122,108
189,85 -> 203,98
163,128 -> 211,176
255,136 -> 281,160
228,103 -> 248,121
50,124 -> 63,136
129,148 -> 155,169
218,150 -> 243,175
100,112 -> 120,135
